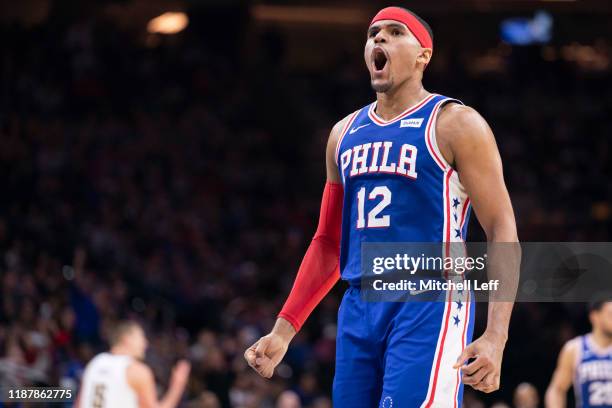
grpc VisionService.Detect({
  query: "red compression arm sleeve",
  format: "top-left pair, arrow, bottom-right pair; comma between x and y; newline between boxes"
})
278,181 -> 344,332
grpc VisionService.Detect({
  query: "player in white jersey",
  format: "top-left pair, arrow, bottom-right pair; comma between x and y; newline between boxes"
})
77,321 -> 191,408
546,301 -> 612,408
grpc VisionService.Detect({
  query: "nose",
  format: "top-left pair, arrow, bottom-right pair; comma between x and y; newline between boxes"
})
374,30 -> 387,44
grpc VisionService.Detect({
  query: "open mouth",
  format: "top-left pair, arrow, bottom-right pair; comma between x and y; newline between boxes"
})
373,47 -> 388,71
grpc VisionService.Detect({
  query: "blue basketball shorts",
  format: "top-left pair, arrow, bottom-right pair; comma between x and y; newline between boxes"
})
332,285 -> 475,408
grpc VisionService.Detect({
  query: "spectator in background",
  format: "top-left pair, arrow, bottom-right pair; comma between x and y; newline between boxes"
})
309,396 -> 332,408
514,382 -> 540,408
187,391 -> 222,408
276,390 -> 301,408
462,389 -> 486,408
489,403 -> 511,408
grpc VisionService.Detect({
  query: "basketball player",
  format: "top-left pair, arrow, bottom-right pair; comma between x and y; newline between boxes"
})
77,321 -> 191,408
245,6 -> 519,407
545,301 -> 612,407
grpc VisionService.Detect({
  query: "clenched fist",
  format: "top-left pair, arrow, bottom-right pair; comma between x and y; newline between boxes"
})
454,331 -> 507,393
244,318 -> 296,378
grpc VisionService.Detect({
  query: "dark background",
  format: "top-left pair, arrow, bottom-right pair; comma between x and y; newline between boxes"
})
0,0 -> 611,407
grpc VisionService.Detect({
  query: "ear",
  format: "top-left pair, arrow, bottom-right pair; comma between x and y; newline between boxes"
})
417,48 -> 432,66
589,310 -> 597,326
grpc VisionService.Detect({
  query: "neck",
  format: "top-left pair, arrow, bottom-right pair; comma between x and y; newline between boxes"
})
591,330 -> 612,349
375,78 -> 429,121
110,345 -> 133,358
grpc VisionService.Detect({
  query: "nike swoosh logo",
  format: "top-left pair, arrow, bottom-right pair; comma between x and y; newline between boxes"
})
409,289 -> 432,295
349,123 -> 370,134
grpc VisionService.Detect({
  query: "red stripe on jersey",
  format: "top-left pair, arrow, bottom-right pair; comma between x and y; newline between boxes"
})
425,101 -> 447,171
425,289 -> 453,407
335,110 -> 360,165
453,290 -> 471,407
460,198 -> 470,229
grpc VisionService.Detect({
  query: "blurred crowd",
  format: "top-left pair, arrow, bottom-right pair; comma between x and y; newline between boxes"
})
0,3 -> 611,407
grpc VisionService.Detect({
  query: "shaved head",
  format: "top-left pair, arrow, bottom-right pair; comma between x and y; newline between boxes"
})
109,321 -> 141,346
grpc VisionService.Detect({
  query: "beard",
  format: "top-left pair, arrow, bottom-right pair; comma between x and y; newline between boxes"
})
371,78 -> 393,93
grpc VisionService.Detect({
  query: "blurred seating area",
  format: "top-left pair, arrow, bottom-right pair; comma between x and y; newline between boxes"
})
0,2 -> 611,407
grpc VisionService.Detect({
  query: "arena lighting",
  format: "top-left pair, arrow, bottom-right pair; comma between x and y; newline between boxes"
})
561,43 -> 610,70
500,11 -> 552,45
251,5 -> 367,25
147,12 -> 188,34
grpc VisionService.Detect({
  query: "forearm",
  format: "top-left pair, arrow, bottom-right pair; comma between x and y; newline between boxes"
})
278,236 -> 340,331
484,220 -> 520,340
278,181 -> 343,332
159,385 -> 185,408
545,387 -> 567,408
272,317 -> 297,343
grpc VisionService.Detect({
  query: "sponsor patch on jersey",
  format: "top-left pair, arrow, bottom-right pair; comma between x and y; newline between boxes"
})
400,118 -> 424,128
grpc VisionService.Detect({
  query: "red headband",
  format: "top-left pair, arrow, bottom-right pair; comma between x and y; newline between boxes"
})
370,7 -> 433,50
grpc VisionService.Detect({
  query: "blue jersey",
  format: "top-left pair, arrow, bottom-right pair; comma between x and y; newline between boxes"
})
335,94 -> 471,284
575,335 -> 612,408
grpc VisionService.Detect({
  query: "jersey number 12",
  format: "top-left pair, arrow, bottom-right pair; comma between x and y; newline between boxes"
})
356,186 -> 391,228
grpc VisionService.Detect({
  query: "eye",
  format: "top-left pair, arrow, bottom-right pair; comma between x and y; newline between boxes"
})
392,29 -> 402,36
368,29 -> 378,38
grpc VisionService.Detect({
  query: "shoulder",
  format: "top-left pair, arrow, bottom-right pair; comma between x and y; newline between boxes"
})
84,353 -> 103,369
565,336 -> 582,352
559,336 -> 581,366
330,110 -> 360,141
327,109 -> 361,156
126,360 -> 154,388
435,102 -> 497,167
86,353 -> 102,364
436,103 -> 492,144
